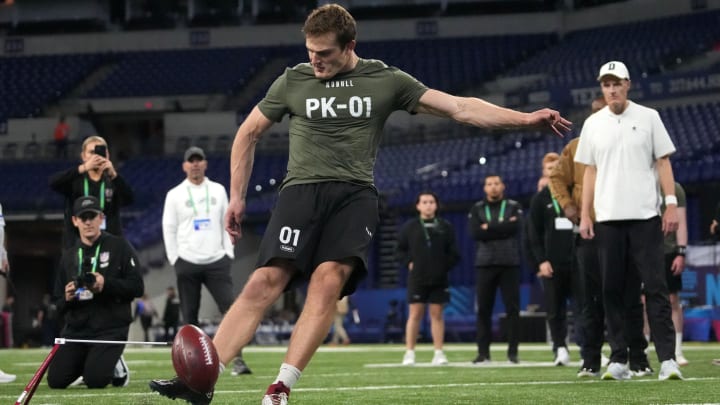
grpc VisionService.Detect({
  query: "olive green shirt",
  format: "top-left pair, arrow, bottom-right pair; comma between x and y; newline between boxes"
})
660,182 -> 686,253
258,58 -> 428,189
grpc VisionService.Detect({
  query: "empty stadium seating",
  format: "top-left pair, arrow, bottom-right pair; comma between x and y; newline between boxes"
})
508,10 -> 720,87
84,47 -> 271,98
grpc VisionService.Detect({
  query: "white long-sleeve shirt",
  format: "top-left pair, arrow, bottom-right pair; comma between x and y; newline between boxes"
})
162,178 -> 234,265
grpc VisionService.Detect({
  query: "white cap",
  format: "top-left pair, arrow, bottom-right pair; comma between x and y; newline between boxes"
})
597,61 -> 630,81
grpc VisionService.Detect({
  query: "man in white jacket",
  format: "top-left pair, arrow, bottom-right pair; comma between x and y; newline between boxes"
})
162,146 -> 251,375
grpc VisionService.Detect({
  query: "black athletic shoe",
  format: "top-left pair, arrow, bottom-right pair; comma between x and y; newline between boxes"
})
149,377 -> 213,405
577,367 -> 600,378
472,354 -> 490,364
231,356 -> 252,375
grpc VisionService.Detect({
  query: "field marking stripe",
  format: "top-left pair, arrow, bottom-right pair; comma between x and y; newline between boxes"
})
2,377 -> 718,400
5,344 -> 719,355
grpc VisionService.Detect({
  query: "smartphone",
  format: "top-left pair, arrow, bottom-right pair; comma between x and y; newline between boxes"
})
94,144 -> 107,157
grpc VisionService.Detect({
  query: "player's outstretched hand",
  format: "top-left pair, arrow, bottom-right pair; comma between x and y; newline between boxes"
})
225,198 -> 247,244
527,108 -> 572,138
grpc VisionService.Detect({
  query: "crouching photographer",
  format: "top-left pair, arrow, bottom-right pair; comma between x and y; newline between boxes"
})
47,196 -> 144,389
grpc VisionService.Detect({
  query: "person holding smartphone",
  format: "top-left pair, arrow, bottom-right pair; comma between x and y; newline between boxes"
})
50,135 -> 134,249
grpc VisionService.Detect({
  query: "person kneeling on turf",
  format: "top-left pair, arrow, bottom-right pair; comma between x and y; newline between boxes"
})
47,196 -> 144,389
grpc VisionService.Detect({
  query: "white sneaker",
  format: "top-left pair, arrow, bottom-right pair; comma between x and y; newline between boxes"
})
601,354 -> 610,368
659,359 -> 684,380
262,392 -> 288,405
111,356 -> 130,387
402,350 -> 415,366
601,362 -> 632,380
69,376 -> 85,386
431,351 -> 448,365
675,353 -> 689,366
554,347 -> 570,366
0,370 -> 16,383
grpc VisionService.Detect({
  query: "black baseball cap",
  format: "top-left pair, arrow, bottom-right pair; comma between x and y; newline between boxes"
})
73,196 -> 102,216
184,146 -> 206,162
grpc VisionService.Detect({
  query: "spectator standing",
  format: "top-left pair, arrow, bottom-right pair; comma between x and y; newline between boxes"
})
468,175 -> 523,363
162,286 -> 180,341
135,294 -> 157,343
161,146 -> 251,375
0,203 -> 9,275
53,115 -> 70,159
329,296 -> 351,345
549,95 -> 651,377
397,191 -> 460,366
528,153 -> 579,366
576,61 -> 683,381
49,136 -> 134,249
0,202 -> 15,383
643,183 -> 689,366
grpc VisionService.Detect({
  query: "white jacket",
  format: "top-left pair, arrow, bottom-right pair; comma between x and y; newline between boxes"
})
162,178 -> 234,265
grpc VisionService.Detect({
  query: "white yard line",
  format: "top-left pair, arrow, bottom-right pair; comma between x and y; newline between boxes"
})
1,377 -> 718,402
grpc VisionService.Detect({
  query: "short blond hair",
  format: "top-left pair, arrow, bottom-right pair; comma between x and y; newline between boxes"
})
81,135 -> 107,151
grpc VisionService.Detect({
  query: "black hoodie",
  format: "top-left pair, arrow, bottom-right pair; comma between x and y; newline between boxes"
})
54,232 -> 144,339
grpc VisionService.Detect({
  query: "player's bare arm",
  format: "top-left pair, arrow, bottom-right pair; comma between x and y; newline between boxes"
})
415,89 -> 572,137
225,106 -> 274,242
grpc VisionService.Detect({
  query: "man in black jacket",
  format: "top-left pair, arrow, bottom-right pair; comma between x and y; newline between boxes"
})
528,157 -> 579,366
47,196 -> 144,389
468,174 -> 523,363
397,191 -> 460,366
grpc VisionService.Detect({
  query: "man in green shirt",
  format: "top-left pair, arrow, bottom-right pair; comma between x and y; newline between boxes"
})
150,4 -> 571,404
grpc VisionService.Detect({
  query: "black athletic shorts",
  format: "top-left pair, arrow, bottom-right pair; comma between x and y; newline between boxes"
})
407,283 -> 450,304
664,252 -> 682,293
256,181 -> 379,296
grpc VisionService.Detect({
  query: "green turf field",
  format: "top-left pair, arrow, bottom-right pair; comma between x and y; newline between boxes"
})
1,343 -> 719,404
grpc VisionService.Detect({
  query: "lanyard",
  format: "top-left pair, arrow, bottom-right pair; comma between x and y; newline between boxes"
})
419,216 -> 438,247
77,243 -> 101,275
186,184 -> 209,217
484,200 -> 507,223
551,197 -> 561,216
83,177 -> 105,210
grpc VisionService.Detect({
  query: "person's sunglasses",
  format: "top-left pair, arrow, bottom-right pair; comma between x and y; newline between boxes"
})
78,212 -> 99,222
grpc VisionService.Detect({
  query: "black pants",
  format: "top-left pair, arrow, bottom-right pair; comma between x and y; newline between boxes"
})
577,237 -> 649,369
595,217 -> 675,363
164,322 -> 178,341
541,260 -> 580,351
475,265 -> 519,358
175,256 -> 234,326
47,340 -> 124,388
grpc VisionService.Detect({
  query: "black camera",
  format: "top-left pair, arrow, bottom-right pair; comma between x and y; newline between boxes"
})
74,272 -> 96,289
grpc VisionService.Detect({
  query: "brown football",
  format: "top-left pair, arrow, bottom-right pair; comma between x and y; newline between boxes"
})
171,325 -> 220,394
